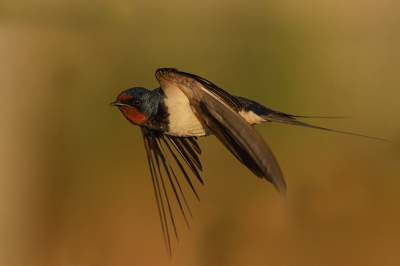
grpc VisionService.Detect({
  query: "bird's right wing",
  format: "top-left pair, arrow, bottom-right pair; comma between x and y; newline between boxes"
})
155,68 -> 286,195
140,127 -> 202,256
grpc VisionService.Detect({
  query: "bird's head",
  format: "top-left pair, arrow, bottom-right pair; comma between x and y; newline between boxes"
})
110,87 -> 161,126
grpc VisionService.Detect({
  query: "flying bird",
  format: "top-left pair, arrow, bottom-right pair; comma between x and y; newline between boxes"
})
110,68 -> 383,255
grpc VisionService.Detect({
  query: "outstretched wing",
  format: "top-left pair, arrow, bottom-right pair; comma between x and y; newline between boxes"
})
140,127 -> 202,256
155,68 -> 286,195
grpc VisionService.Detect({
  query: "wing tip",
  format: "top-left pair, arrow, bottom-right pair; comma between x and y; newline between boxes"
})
267,174 -> 286,196
275,184 -> 287,197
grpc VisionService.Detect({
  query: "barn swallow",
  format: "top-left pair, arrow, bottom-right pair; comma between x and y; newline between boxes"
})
110,68 -> 383,255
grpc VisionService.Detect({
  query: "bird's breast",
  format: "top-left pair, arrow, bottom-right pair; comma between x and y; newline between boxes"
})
163,88 -> 211,137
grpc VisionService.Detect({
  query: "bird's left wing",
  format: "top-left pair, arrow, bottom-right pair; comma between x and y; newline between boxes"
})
140,127 -> 202,256
155,68 -> 286,195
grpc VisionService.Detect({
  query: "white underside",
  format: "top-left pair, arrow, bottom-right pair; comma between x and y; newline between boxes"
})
163,87 -> 212,137
163,85 -> 265,137
238,109 -> 265,125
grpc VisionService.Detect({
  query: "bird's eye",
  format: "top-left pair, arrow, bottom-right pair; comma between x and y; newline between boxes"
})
132,98 -> 141,106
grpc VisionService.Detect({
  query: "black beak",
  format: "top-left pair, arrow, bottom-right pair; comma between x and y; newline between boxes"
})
109,101 -> 122,106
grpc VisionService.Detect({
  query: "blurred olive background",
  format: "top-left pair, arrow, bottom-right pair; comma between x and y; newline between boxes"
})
1,0 -> 400,265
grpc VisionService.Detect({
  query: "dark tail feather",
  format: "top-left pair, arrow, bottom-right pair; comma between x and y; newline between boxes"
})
263,112 -> 386,141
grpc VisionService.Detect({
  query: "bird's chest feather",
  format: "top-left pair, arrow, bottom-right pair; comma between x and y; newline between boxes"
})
163,88 -> 211,137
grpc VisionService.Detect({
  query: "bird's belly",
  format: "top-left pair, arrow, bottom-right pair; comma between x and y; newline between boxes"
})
163,89 -> 212,137
167,118 -> 211,137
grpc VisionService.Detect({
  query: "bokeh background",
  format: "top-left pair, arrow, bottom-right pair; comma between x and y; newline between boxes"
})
1,1 -> 399,265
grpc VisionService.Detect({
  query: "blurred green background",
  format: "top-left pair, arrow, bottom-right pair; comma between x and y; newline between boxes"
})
1,0 -> 399,265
